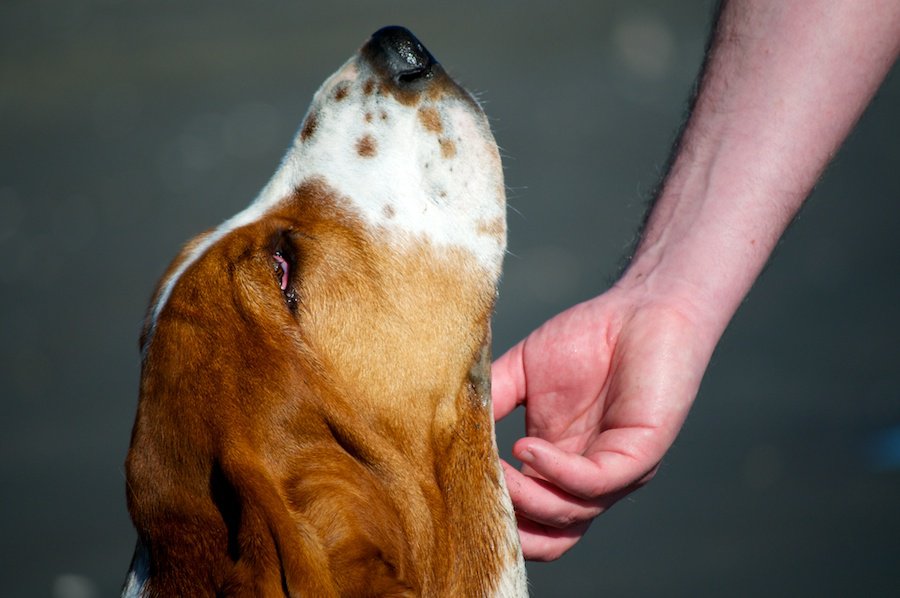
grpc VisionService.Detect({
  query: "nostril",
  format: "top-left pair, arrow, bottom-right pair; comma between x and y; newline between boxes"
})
365,26 -> 438,86
396,66 -> 433,85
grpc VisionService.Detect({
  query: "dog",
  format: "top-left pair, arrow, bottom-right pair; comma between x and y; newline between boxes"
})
123,26 -> 527,597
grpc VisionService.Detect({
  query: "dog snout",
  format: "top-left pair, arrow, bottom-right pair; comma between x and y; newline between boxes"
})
363,26 -> 438,87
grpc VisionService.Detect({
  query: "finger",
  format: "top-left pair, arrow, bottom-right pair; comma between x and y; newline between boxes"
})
490,342 -> 526,421
514,433 -> 660,500
501,460 -> 611,529
516,516 -> 590,562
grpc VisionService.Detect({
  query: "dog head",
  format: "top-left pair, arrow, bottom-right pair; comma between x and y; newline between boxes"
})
140,25 -> 506,416
126,27 -> 521,597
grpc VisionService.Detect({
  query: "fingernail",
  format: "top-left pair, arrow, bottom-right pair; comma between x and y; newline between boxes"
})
519,449 -> 534,463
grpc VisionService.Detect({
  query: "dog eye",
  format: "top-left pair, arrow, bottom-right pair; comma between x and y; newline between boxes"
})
272,232 -> 300,310
273,252 -> 290,291
273,248 -> 299,309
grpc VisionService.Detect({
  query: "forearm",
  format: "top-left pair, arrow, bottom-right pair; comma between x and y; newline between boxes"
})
619,0 -> 900,345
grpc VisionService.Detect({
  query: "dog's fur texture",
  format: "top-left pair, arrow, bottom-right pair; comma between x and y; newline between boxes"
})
123,27 -> 527,597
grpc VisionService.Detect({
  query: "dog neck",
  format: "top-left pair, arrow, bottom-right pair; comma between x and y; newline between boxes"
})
270,193 -> 522,595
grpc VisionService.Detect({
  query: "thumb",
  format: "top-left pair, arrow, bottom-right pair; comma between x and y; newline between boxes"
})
491,341 -> 526,421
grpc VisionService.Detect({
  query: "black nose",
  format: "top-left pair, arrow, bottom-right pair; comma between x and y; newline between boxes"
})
364,26 -> 438,85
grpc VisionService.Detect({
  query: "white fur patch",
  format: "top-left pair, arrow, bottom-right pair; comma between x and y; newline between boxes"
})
489,410 -> 529,597
268,59 -> 507,271
121,539 -> 149,598
146,54 -> 506,344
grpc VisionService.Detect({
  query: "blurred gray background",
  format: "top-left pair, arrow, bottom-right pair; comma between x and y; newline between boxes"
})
2,1 -> 899,596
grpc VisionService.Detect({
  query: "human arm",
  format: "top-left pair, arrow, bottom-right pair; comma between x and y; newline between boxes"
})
493,0 -> 900,561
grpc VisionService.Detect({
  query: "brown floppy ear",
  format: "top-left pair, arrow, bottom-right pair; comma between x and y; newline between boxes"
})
127,443 -> 342,597
219,445 -> 418,597
214,445 -> 341,597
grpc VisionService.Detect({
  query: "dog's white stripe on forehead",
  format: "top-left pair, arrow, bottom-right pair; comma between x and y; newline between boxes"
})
146,54 -> 506,347
146,200 -> 270,342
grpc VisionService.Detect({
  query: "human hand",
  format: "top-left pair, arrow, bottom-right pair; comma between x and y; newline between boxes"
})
492,287 -> 716,560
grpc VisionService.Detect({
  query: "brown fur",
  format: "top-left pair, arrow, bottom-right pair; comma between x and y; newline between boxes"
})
417,106 -> 443,134
126,179 -> 513,596
438,138 -> 456,159
356,134 -> 377,157
300,111 -> 318,142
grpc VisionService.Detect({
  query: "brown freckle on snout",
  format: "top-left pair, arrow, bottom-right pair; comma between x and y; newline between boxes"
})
439,138 -> 456,159
364,112 -> 373,123
477,217 -> 505,238
382,204 -> 396,219
300,112 -> 318,141
363,79 -> 375,95
334,81 -> 351,101
357,134 -> 377,157
418,106 -> 443,134
380,111 -> 388,121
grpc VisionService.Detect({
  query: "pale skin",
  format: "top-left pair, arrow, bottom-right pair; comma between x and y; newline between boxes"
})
492,0 -> 900,561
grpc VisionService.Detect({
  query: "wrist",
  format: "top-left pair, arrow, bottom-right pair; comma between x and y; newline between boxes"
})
613,0 -> 900,349
614,183 -> 772,349
613,250 -> 732,355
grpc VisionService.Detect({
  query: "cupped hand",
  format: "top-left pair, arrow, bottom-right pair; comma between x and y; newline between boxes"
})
492,287 -> 715,561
